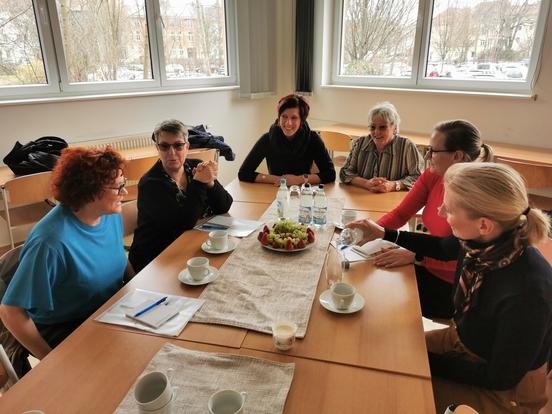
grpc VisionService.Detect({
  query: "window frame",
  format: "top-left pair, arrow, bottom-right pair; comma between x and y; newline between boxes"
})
0,0 -> 238,101
331,0 -> 551,95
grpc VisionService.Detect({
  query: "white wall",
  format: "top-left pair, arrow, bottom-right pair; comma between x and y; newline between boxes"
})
308,0 -> 552,150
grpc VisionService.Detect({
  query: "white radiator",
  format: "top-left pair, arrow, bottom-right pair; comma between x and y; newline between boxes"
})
72,133 -> 153,151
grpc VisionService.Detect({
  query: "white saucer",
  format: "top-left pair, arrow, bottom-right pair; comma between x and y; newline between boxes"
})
319,289 -> 365,314
178,266 -> 219,285
201,238 -> 238,254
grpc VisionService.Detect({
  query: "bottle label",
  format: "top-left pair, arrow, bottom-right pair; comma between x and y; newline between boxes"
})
313,207 -> 327,225
298,206 -> 312,224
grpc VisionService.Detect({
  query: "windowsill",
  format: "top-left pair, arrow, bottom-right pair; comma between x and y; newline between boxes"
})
0,85 -> 240,107
320,83 -> 536,100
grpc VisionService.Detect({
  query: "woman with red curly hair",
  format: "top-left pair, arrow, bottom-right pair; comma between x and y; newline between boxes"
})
0,147 -> 133,380
238,94 -> 336,186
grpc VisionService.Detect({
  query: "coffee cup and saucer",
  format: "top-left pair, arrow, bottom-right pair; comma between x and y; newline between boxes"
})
201,230 -> 238,254
134,370 -> 177,414
178,257 -> 219,286
319,282 -> 365,314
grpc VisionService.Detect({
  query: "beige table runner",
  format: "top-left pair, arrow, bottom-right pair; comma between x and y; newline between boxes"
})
115,343 -> 294,413
192,198 -> 343,337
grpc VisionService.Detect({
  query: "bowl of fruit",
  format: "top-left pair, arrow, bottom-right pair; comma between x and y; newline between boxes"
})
257,219 -> 315,252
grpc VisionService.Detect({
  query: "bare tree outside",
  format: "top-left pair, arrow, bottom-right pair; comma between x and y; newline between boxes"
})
427,0 -> 540,80
0,0 -> 47,86
341,0 -> 419,77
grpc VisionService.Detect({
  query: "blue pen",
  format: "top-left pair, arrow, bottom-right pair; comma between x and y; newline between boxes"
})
133,297 -> 168,318
200,224 -> 229,230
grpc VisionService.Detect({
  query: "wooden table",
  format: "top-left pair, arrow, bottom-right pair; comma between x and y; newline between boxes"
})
0,199 -> 435,412
225,179 -> 408,212
0,324 -> 435,413
315,122 -> 552,165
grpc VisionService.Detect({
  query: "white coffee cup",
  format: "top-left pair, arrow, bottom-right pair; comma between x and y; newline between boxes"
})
134,371 -> 175,413
207,230 -> 229,251
330,282 -> 356,310
187,257 -> 210,281
341,210 -> 357,225
208,389 -> 247,414
271,321 -> 298,351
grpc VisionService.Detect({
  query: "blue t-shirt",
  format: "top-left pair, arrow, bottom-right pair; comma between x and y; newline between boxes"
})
2,205 -> 126,325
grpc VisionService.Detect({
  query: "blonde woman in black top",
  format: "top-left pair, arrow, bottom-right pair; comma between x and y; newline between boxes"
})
348,162 -> 552,413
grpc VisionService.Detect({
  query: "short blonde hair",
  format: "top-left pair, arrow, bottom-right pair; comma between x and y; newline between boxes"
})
444,162 -> 550,245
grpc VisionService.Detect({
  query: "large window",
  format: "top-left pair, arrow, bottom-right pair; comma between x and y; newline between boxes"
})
333,0 -> 550,94
0,0 -> 236,100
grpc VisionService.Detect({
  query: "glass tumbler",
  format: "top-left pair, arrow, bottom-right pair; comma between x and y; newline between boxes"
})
288,185 -> 301,221
324,247 -> 343,288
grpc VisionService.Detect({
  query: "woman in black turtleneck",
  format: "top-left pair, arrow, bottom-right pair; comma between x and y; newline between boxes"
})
238,94 -> 336,186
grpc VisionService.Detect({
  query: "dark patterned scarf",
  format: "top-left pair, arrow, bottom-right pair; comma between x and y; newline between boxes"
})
454,226 -> 527,315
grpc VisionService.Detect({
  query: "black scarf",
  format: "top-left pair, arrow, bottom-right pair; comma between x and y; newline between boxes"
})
454,226 -> 527,315
267,121 -> 312,161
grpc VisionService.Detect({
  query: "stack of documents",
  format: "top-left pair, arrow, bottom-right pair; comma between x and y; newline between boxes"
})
96,289 -> 204,336
194,215 -> 263,237
333,239 -> 397,263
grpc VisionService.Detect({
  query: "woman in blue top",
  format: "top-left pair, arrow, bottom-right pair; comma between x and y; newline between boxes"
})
0,147 -> 133,380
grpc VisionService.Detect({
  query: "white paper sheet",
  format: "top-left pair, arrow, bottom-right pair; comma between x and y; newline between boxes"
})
95,289 -> 204,337
331,239 -> 397,262
194,215 -> 263,238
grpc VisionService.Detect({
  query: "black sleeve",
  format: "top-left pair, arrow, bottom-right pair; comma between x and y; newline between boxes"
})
238,134 -> 269,182
383,229 -> 461,261
429,297 -> 551,389
138,177 -> 206,235
311,132 -> 336,183
204,180 -> 233,214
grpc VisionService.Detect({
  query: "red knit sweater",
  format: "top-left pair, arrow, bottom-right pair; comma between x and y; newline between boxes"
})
377,169 -> 456,283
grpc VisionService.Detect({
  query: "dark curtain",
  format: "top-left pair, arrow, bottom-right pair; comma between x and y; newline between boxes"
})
295,0 -> 315,93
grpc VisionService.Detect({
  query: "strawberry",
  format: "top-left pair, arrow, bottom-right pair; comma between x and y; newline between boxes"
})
257,231 -> 264,241
307,232 -> 315,243
285,239 -> 294,250
297,239 -> 306,249
261,233 -> 270,245
306,227 -> 314,236
263,225 -> 270,233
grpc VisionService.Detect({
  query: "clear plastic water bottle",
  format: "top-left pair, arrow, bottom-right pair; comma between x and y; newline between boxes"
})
312,184 -> 328,226
276,178 -> 289,219
298,183 -> 313,224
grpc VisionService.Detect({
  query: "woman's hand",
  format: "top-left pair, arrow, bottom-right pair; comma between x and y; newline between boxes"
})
193,161 -> 217,187
281,174 -> 305,186
346,219 -> 385,245
374,247 -> 415,268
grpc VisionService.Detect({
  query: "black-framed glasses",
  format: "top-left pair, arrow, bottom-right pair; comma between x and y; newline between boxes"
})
157,142 -> 188,152
425,147 -> 454,158
106,177 -> 127,195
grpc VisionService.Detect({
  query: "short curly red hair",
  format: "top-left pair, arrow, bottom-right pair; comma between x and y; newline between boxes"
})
52,147 -> 126,211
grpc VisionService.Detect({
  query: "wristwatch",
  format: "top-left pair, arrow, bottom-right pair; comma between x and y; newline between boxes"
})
395,181 -> 401,192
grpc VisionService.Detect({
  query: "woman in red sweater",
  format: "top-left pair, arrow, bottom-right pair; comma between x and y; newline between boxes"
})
376,120 -> 493,318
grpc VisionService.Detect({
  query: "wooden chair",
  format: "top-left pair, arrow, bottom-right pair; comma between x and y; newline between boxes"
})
494,157 -> 552,211
319,131 -> 353,167
188,148 -> 219,163
123,155 -> 159,201
0,172 -> 55,248
121,200 -> 138,251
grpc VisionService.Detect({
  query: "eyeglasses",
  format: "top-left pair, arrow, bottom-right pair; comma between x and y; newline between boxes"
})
106,177 -> 127,195
157,142 -> 188,152
425,147 -> 454,158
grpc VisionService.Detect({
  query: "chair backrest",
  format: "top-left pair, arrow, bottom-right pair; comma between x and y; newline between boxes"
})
121,200 -> 138,237
124,155 -> 159,201
3,171 -> 54,207
494,157 -> 552,189
0,245 -> 22,300
319,131 -> 353,153
188,148 -> 219,163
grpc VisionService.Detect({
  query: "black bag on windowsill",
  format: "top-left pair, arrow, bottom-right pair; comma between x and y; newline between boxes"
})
3,136 -> 68,176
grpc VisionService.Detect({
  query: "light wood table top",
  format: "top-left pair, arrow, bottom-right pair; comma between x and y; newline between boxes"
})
242,239 -> 430,378
315,122 -> 552,165
0,324 -> 435,413
225,179 -> 408,212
